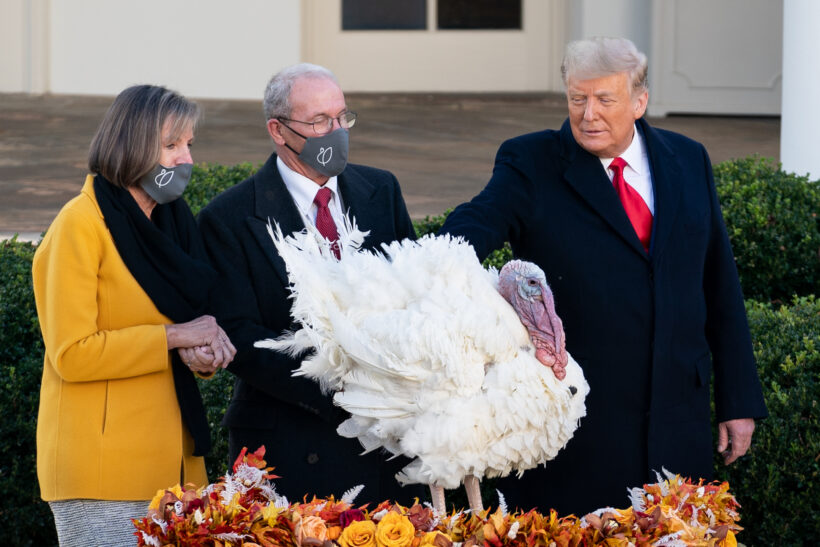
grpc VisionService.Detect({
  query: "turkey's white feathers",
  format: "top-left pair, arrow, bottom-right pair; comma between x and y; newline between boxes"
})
255,218 -> 589,489
340,484 -> 365,505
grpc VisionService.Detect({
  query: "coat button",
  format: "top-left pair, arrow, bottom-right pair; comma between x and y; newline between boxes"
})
307,453 -> 319,464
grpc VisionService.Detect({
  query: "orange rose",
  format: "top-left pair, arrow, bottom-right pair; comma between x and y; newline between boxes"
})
327,525 -> 342,541
298,515 -> 328,543
338,519 -> 377,547
375,511 -> 416,547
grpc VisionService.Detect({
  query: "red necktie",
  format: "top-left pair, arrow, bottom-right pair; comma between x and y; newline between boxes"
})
313,187 -> 340,259
609,157 -> 652,251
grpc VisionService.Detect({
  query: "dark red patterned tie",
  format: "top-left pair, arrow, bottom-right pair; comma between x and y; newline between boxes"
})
313,187 -> 340,259
609,157 -> 653,252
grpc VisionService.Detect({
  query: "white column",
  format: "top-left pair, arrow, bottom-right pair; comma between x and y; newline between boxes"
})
781,0 -> 820,180
27,0 -> 51,94
0,0 -> 27,92
0,0 -> 50,93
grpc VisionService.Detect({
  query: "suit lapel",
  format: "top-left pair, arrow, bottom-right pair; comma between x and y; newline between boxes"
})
337,167 -> 382,243
637,118 -> 682,263
559,120 -> 649,259
246,154 -> 305,287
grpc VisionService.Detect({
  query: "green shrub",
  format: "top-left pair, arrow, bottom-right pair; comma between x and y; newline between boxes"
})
0,238 -> 42,375
0,238 -> 53,546
413,210 -> 512,270
715,296 -> 820,545
186,162 -> 259,215
413,210 -> 453,237
198,371 -> 235,480
714,157 -> 820,302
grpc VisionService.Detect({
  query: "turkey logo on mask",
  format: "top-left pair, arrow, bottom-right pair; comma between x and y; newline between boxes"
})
317,147 -> 333,167
139,162 -> 193,204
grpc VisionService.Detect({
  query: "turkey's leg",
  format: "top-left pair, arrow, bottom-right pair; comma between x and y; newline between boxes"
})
429,485 -> 445,514
464,475 -> 484,513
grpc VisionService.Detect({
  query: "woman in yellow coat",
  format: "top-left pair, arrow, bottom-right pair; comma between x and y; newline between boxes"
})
32,85 -> 236,546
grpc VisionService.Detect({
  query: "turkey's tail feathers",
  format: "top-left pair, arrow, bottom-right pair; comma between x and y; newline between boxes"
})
266,215 -> 369,261
254,329 -> 312,357
334,389 -> 415,419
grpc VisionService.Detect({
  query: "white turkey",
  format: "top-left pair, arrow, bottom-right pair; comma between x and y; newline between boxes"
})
255,218 -> 589,513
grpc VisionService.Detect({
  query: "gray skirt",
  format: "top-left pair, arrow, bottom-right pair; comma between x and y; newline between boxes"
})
49,499 -> 150,546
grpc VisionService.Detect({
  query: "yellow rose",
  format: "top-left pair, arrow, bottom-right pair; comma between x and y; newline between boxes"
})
299,515 -> 328,542
375,511 -> 416,547
147,488 -> 166,511
260,503 -> 286,526
338,519 -> 377,547
420,531 -> 453,547
148,484 -> 183,511
721,530 -> 738,547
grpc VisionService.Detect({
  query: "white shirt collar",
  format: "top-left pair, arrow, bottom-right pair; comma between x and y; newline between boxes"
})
599,124 -> 646,174
276,156 -> 340,218
598,124 -> 654,215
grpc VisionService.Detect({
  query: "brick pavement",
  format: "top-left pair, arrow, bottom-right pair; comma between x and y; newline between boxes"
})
0,92 -> 780,239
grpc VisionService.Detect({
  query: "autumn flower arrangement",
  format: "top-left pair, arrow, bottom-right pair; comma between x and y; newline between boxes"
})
134,447 -> 742,546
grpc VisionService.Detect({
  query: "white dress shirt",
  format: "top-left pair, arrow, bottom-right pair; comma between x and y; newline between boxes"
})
277,156 -> 346,228
599,125 -> 654,215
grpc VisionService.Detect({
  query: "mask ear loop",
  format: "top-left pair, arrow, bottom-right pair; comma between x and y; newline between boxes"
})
277,120 -> 308,156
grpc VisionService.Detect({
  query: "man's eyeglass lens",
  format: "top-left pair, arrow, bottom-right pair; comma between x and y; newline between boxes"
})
284,111 -> 357,135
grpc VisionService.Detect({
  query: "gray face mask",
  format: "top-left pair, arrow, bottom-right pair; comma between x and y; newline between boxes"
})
138,163 -> 193,204
285,127 -> 349,178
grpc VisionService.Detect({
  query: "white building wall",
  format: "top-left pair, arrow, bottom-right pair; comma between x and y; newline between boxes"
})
568,0 -> 652,57
303,0 -> 567,93
0,0 -> 791,119
47,0 -> 300,99
648,0 -> 782,116
0,0 -> 27,92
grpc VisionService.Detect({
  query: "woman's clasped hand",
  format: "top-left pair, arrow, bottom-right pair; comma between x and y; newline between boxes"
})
167,315 -> 237,373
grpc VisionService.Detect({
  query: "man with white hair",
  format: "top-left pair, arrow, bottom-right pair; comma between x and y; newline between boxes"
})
441,37 -> 767,514
198,63 -> 420,502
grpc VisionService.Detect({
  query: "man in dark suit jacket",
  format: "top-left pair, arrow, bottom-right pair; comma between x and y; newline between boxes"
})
440,37 -> 767,515
198,63 -> 420,503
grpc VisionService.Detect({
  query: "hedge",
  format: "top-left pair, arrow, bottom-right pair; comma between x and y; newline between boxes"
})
714,156 -> 820,302
185,163 -> 259,215
0,238 -> 48,546
0,157 -> 816,546
715,296 -> 820,544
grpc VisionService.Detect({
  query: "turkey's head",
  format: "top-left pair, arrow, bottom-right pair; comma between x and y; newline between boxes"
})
498,260 -> 568,380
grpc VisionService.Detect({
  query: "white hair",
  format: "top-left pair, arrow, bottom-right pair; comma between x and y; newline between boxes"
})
561,37 -> 648,94
262,63 -> 340,121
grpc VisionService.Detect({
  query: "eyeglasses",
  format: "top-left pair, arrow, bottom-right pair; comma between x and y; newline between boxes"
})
277,110 -> 357,136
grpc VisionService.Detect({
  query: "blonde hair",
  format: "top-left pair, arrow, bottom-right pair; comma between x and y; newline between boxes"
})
561,37 -> 648,94
88,85 -> 200,188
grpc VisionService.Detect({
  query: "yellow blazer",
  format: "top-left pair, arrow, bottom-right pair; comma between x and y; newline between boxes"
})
33,175 -> 208,501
